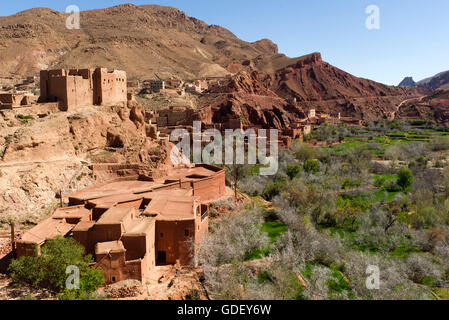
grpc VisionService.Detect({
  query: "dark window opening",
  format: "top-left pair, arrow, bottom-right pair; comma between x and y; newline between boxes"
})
184,229 -> 189,237
160,233 -> 164,238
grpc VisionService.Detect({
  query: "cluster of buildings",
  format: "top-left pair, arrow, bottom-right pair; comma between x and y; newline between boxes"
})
5,66 -> 371,287
140,78 -> 223,95
152,104 -> 313,149
150,103 -> 365,149
16,164 -> 228,285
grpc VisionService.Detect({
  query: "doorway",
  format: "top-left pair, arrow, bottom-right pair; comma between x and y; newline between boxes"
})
157,251 -> 167,265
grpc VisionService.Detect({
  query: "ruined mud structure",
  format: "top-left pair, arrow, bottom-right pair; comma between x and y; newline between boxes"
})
0,93 -> 38,110
16,164 -> 228,285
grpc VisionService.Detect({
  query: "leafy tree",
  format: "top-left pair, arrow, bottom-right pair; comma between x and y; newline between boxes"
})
397,168 -> 413,191
286,164 -> 302,180
303,159 -> 319,174
8,236 -> 104,300
262,181 -> 285,201
341,178 -> 362,190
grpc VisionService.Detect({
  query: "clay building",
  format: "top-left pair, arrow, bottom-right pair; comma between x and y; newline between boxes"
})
208,80 -> 221,91
15,164 -> 229,285
307,109 -> 316,119
156,106 -> 196,127
15,205 -> 92,257
166,79 -> 182,88
184,80 -> 207,94
195,80 -> 208,92
148,80 -> 165,93
39,68 -> 127,111
282,128 -> 303,140
0,92 -> 37,109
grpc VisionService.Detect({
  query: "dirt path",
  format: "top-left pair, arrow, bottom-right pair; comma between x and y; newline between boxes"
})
0,157 -> 88,168
390,96 -> 426,120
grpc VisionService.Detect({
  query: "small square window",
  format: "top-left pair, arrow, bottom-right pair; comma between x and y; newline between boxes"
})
184,229 -> 189,237
160,233 -> 164,238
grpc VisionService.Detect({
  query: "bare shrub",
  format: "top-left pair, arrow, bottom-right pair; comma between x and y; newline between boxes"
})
239,175 -> 268,196
203,264 -> 251,300
291,141 -> 316,162
370,161 -> 395,175
344,146 -> 373,176
430,136 -> 449,151
404,253 -> 443,284
351,209 -> 411,253
343,251 -> 432,300
274,150 -> 297,180
245,265 -> 307,300
196,209 -> 269,267
273,226 -> 342,269
412,228 -> 447,253
303,265 -> 331,300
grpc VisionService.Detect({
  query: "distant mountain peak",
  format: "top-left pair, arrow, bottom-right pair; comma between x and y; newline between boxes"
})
251,39 -> 278,55
399,77 -> 416,87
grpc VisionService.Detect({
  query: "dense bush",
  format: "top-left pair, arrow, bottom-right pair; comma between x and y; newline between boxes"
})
341,178 -> 362,190
262,181 -> 285,201
303,160 -> 319,174
287,164 -> 302,180
8,237 -> 104,300
397,168 -> 413,191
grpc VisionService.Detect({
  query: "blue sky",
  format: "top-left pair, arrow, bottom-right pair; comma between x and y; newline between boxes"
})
1,0 -> 448,85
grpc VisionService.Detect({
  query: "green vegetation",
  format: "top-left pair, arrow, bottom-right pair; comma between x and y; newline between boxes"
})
199,120 -> 449,300
287,164 -> 302,180
16,114 -> 35,120
262,221 -> 288,243
397,168 -> 413,191
8,237 -> 104,300
303,159 -> 319,174
16,114 -> 35,125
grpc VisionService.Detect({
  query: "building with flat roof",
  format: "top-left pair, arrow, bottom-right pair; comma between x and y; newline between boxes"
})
16,164 -> 229,285
39,67 -> 127,111
148,80 -> 165,93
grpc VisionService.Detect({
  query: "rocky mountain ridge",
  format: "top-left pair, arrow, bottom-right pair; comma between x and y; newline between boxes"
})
0,4 -> 297,79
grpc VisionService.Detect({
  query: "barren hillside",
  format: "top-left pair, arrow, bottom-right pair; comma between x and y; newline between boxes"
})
0,4 -> 295,79
201,53 -> 426,128
0,100 -> 170,230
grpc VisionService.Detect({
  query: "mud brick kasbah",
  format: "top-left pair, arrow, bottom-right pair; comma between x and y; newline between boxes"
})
15,164 -> 229,285
39,67 -> 128,111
